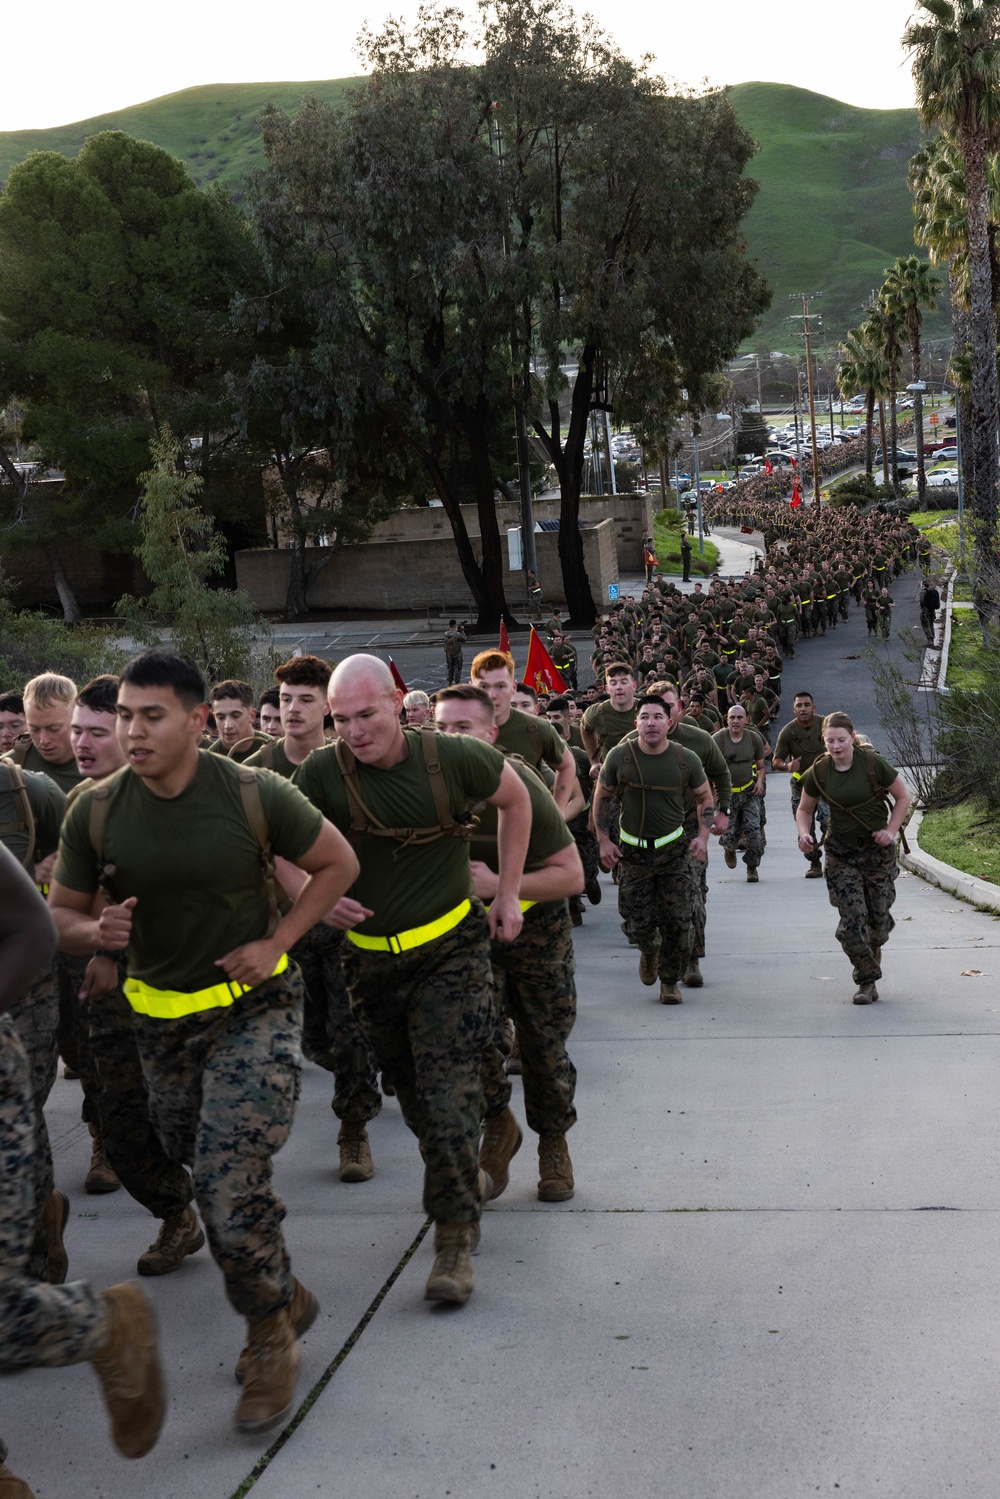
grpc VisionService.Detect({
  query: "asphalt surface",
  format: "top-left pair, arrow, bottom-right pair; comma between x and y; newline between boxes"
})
9,553 -> 985,1499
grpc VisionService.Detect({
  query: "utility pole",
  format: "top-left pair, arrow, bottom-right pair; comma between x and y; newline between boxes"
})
790,293 -> 823,505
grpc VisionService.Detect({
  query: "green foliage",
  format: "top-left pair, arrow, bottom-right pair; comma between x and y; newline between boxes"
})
919,801 -> 1000,883
652,513 -> 719,575
116,430 -> 272,683
735,410 -> 769,458
0,599 -> 125,690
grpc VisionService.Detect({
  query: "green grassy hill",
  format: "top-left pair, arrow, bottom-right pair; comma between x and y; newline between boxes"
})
0,78 -> 934,350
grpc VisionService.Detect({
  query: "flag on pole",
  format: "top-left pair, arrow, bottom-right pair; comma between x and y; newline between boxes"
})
499,621 -> 512,658
789,476 -> 801,510
524,628 -> 566,696
388,657 -> 408,692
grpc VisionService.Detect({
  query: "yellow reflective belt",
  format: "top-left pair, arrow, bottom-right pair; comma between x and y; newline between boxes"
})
619,824 -> 683,849
826,592 -> 837,600
37,883 -> 49,896
125,953 -> 289,1020
484,898 -> 537,914
791,771 -> 803,781
731,777 -> 755,794
346,899 -> 471,954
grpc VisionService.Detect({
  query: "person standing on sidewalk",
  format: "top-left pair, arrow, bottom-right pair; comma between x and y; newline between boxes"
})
594,692 -> 712,1005
247,656 -> 383,1186
49,648 -> 358,1436
713,706 -> 769,883
442,620 -> 467,685
293,654 -> 531,1307
919,580 -> 941,645
680,534 -> 693,583
796,712 -> 910,1005
0,849 -> 165,1494
772,690 -> 829,879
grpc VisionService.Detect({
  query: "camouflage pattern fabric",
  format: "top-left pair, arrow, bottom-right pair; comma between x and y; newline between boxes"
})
6,964 -> 58,1280
790,776 -> 829,859
682,809 -> 709,960
87,982 -> 194,1222
719,788 -> 764,868
133,969 -> 305,1320
480,902 -> 577,1135
290,922 -> 381,1124
341,905 -> 492,1224
567,811 -> 600,891
617,841 -> 693,983
56,952 -> 99,1128
824,836 -> 898,984
0,1013 -> 107,1373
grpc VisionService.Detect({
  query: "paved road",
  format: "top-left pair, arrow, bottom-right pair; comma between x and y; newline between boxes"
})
11,561 -> 991,1499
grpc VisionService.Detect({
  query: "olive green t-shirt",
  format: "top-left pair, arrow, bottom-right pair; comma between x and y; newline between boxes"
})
54,753 -> 323,993
711,729 -> 765,791
208,731 -> 275,765
581,701 -> 637,761
293,729 -> 504,937
0,765 -> 66,868
801,751 -> 897,846
600,741 -> 705,841
773,716 -> 825,775
244,738 -> 298,779
494,708 -> 566,774
6,739 -> 83,795
469,757 -> 573,912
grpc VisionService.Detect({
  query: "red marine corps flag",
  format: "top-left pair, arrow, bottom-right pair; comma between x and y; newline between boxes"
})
789,475 -> 802,509
498,621 -> 512,657
388,658 -> 408,692
524,628 -> 566,696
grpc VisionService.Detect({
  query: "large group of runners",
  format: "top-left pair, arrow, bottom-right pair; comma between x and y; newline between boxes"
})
0,500 -> 924,1495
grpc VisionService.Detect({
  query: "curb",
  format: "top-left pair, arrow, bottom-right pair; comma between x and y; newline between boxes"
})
900,807 -> 1000,914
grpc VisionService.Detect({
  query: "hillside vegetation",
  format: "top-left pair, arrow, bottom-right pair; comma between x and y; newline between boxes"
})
0,77 -> 932,348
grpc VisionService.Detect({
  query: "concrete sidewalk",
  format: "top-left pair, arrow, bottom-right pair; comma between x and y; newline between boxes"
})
9,780 -> 1000,1498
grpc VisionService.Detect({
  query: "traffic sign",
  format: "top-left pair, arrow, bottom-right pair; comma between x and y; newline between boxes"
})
929,413 -> 939,426
608,584 -> 620,602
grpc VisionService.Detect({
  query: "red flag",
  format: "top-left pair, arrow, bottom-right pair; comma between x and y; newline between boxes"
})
388,657 -> 408,692
789,477 -> 801,510
524,628 -> 566,696
499,620 -> 511,657
765,460 -> 773,475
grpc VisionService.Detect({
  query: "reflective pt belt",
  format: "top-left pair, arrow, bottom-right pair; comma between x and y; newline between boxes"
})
484,898 -> 537,914
346,899 -> 471,954
124,953 -> 290,1020
619,824 -> 684,850
732,777 -> 756,793
791,771 -> 803,781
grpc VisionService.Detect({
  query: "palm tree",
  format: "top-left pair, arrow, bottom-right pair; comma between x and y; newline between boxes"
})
904,0 -> 1000,567
881,256 -> 941,508
869,301 -> 905,495
838,326 -> 887,478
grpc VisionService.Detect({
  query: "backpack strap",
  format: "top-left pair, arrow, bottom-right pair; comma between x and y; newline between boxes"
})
810,749 -> 906,851
236,767 -> 286,936
0,762 -> 36,869
334,728 -> 475,848
88,765 -> 130,900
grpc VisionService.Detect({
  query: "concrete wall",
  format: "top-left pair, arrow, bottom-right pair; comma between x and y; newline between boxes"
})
236,518 -> 619,614
369,493 -> 655,572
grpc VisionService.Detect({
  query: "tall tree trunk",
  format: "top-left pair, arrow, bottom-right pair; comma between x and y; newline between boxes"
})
458,397 -> 514,630
960,127 -> 1000,575
865,387 -> 875,477
282,481 -> 310,618
531,346 -> 599,626
420,452 -> 497,629
952,283 -> 974,551
910,330 -> 926,511
887,361 -> 900,496
878,401 -> 889,487
46,544 -> 82,624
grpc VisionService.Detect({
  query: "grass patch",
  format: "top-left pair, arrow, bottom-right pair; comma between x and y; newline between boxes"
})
919,801 -> 1000,886
652,513 -> 719,576
946,613 -> 990,690
908,509 -> 957,530
952,581 -> 974,602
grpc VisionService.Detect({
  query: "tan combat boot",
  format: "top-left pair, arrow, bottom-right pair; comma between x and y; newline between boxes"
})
137,1206 -> 205,1276
746,866 -> 759,883
236,1277 -> 319,1384
42,1188 -> 69,1284
724,848 -> 737,869
234,1306 -> 301,1434
683,958 -> 703,988
89,1283 -> 165,1459
424,1223 -> 477,1304
537,1133 -> 574,1202
853,982 -> 877,1005
805,859 -> 823,879
638,949 -> 660,986
337,1121 -> 374,1183
85,1124 -> 121,1195
0,1463 -> 35,1498
479,1107 -> 523,1199
659,981 -> 682,1005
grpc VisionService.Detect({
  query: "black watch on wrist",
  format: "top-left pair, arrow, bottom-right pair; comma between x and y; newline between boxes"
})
718,805 -> 731,815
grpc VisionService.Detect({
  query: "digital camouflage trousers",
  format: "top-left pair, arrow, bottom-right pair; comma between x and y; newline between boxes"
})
342,904 -> 492,1225
617,841 -> 694,983
719,788 -> 764,867
87,981 -> 193,1222
291,922 -> 381,1124
824,836 -> 898,984
568,811 -> 600,892
6,964 -> 58,1281
132,968 -> 305,1321
0,1013 -> 107,1383
481,901 -> 577,1136
790,776 -> 829,862
683,809 -> 709,959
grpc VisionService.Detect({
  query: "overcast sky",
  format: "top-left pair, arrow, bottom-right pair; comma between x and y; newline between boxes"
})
4,0 -> 919,133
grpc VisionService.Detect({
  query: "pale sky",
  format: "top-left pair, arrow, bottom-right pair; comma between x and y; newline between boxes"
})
3,0 -> 919,133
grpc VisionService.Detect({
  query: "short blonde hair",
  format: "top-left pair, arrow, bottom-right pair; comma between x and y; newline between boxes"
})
23,673 -> 77,710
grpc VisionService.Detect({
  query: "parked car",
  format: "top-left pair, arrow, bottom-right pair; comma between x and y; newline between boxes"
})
926,468 -> 959,488
934,445 -> 958,460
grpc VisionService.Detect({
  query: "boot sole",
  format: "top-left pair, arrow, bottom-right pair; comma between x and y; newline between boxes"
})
138,1226 -> 206,1277
235,1397 -> 295,1435
339,1164 -> 375,1183
537,1184 -> 574,1202
85,1176 -> 122,1195
46,1190 -> 71,1285
424,1282 -> 472,1304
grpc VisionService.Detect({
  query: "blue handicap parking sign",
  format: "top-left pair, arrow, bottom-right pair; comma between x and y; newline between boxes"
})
608,584 -> 620,602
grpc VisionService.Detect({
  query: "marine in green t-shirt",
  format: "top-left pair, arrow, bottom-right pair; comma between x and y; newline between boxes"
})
800,750 -> 898,845
5,734 -> 83,795
0,764 -> 66,871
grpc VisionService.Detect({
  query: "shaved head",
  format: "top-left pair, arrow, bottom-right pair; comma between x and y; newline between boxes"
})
329,654 -> 396,700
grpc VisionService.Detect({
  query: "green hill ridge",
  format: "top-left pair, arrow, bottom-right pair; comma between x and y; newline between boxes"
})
0,78 -> 932,349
